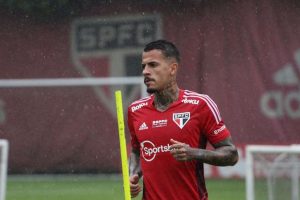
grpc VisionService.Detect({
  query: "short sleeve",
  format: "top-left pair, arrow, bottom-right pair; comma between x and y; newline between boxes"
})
127,108 -> 140,150
200,96 -> 230,144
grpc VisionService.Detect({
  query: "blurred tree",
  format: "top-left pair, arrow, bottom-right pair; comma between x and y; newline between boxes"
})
0,0 -> 97,21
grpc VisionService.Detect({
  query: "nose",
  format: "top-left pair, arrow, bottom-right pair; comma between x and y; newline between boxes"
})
142,65 -> 150,76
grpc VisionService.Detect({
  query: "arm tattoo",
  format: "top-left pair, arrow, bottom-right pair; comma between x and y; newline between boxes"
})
129,149 -> 142,177
192,137 -> 239,166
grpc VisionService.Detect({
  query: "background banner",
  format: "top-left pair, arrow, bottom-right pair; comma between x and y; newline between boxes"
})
0,0 -> 299,176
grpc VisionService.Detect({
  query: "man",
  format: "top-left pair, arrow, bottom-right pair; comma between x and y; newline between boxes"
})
127,40 -> 238,200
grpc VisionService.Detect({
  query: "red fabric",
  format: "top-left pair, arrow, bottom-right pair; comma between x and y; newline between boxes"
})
0,0 -> 300,173
127,89 -> 230,200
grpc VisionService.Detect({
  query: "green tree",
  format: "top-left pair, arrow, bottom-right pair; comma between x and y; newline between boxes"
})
0,0 -> 95,21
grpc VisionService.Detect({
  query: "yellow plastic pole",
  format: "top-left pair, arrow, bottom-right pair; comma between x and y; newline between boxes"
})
115,90 -> 131,200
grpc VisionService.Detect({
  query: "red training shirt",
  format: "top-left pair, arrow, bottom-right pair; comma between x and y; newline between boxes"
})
127,89 -> 231,200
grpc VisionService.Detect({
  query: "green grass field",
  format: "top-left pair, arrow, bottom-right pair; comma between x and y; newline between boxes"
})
6,175 -> 245,200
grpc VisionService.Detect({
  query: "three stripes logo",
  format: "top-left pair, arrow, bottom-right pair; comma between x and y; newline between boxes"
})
139,122 -> 148,131
183,90 -> 222,124
260,49 -> 300,119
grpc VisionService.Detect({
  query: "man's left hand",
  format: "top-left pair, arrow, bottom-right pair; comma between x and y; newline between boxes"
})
170,139 -> 195,161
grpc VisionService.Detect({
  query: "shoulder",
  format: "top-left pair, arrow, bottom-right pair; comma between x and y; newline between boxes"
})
182,90 -> 217,106
128,95 -> 152,113
183,90 -> 222,121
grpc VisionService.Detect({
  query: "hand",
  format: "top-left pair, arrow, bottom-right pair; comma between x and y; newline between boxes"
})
170,139 -> 194,161
129,174 -> 142,198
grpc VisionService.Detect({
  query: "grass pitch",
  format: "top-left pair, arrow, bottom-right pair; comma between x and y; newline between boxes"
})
7,175 -> 245,200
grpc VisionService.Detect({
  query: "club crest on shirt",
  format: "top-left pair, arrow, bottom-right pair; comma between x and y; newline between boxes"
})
172,112 -> 190,129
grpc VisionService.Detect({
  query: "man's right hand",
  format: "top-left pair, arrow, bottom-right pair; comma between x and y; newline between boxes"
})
130,174 -> 142,198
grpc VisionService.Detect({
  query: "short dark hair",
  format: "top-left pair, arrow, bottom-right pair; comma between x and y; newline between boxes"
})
144,40 -> 180,63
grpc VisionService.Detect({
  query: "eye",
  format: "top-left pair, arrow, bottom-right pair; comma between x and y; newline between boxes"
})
141,62 -> 159,70
148,62 -> 158,68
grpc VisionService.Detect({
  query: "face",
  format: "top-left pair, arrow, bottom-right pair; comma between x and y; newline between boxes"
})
142,49 -> 177,93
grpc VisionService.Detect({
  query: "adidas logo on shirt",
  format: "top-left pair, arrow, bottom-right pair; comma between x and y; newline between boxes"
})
139,122 -> 148,130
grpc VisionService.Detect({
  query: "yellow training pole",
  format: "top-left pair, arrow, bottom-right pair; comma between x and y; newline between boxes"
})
115,90 -> 131,200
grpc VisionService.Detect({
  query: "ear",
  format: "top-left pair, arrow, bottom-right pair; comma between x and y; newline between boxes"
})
170,63 -> 178,76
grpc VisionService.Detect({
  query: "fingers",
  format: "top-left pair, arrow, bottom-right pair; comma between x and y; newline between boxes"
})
130,174 -> 139,184
130,184 -> 142,198
169,139 -> 190,161
169,139 -> 186,151
169,139 -> 185,150
130,174 -> 142,198
170,143 -> 184,150
170,148 -> 187,158
170,145 -> 187,160
170,138 -> 183,145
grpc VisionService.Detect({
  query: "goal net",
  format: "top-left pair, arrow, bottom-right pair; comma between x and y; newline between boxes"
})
0,139 -> 9,200
246,145 -> 300,200
0,77 -> 145,173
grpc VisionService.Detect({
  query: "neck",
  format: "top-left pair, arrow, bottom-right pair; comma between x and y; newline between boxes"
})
154,84 -> 179,111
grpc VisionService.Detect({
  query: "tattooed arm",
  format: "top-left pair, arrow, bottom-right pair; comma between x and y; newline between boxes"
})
169,137 -> 239,166
129,149 -> 142,198
129,149 -> 142,176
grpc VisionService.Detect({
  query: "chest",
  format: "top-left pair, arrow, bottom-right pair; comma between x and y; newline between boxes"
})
132,104 -> 202,146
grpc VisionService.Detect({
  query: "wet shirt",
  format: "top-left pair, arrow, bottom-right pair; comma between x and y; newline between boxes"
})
127,89 -> 230,200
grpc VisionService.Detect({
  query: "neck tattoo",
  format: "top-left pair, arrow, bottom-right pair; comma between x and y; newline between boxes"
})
154,87 -> 179,112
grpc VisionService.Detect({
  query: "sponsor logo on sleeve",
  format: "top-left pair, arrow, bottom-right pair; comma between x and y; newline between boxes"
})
173,112 -> 190,129
132,102 -> 148,112
181,98 -> 199,105
213,125 -> 226,135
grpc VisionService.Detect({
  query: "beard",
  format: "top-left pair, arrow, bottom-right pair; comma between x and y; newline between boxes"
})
146,88 -> 157,94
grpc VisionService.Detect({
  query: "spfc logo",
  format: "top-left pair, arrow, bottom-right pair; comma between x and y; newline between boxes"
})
71,15 -> 162,115
173,112 -> 190,129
